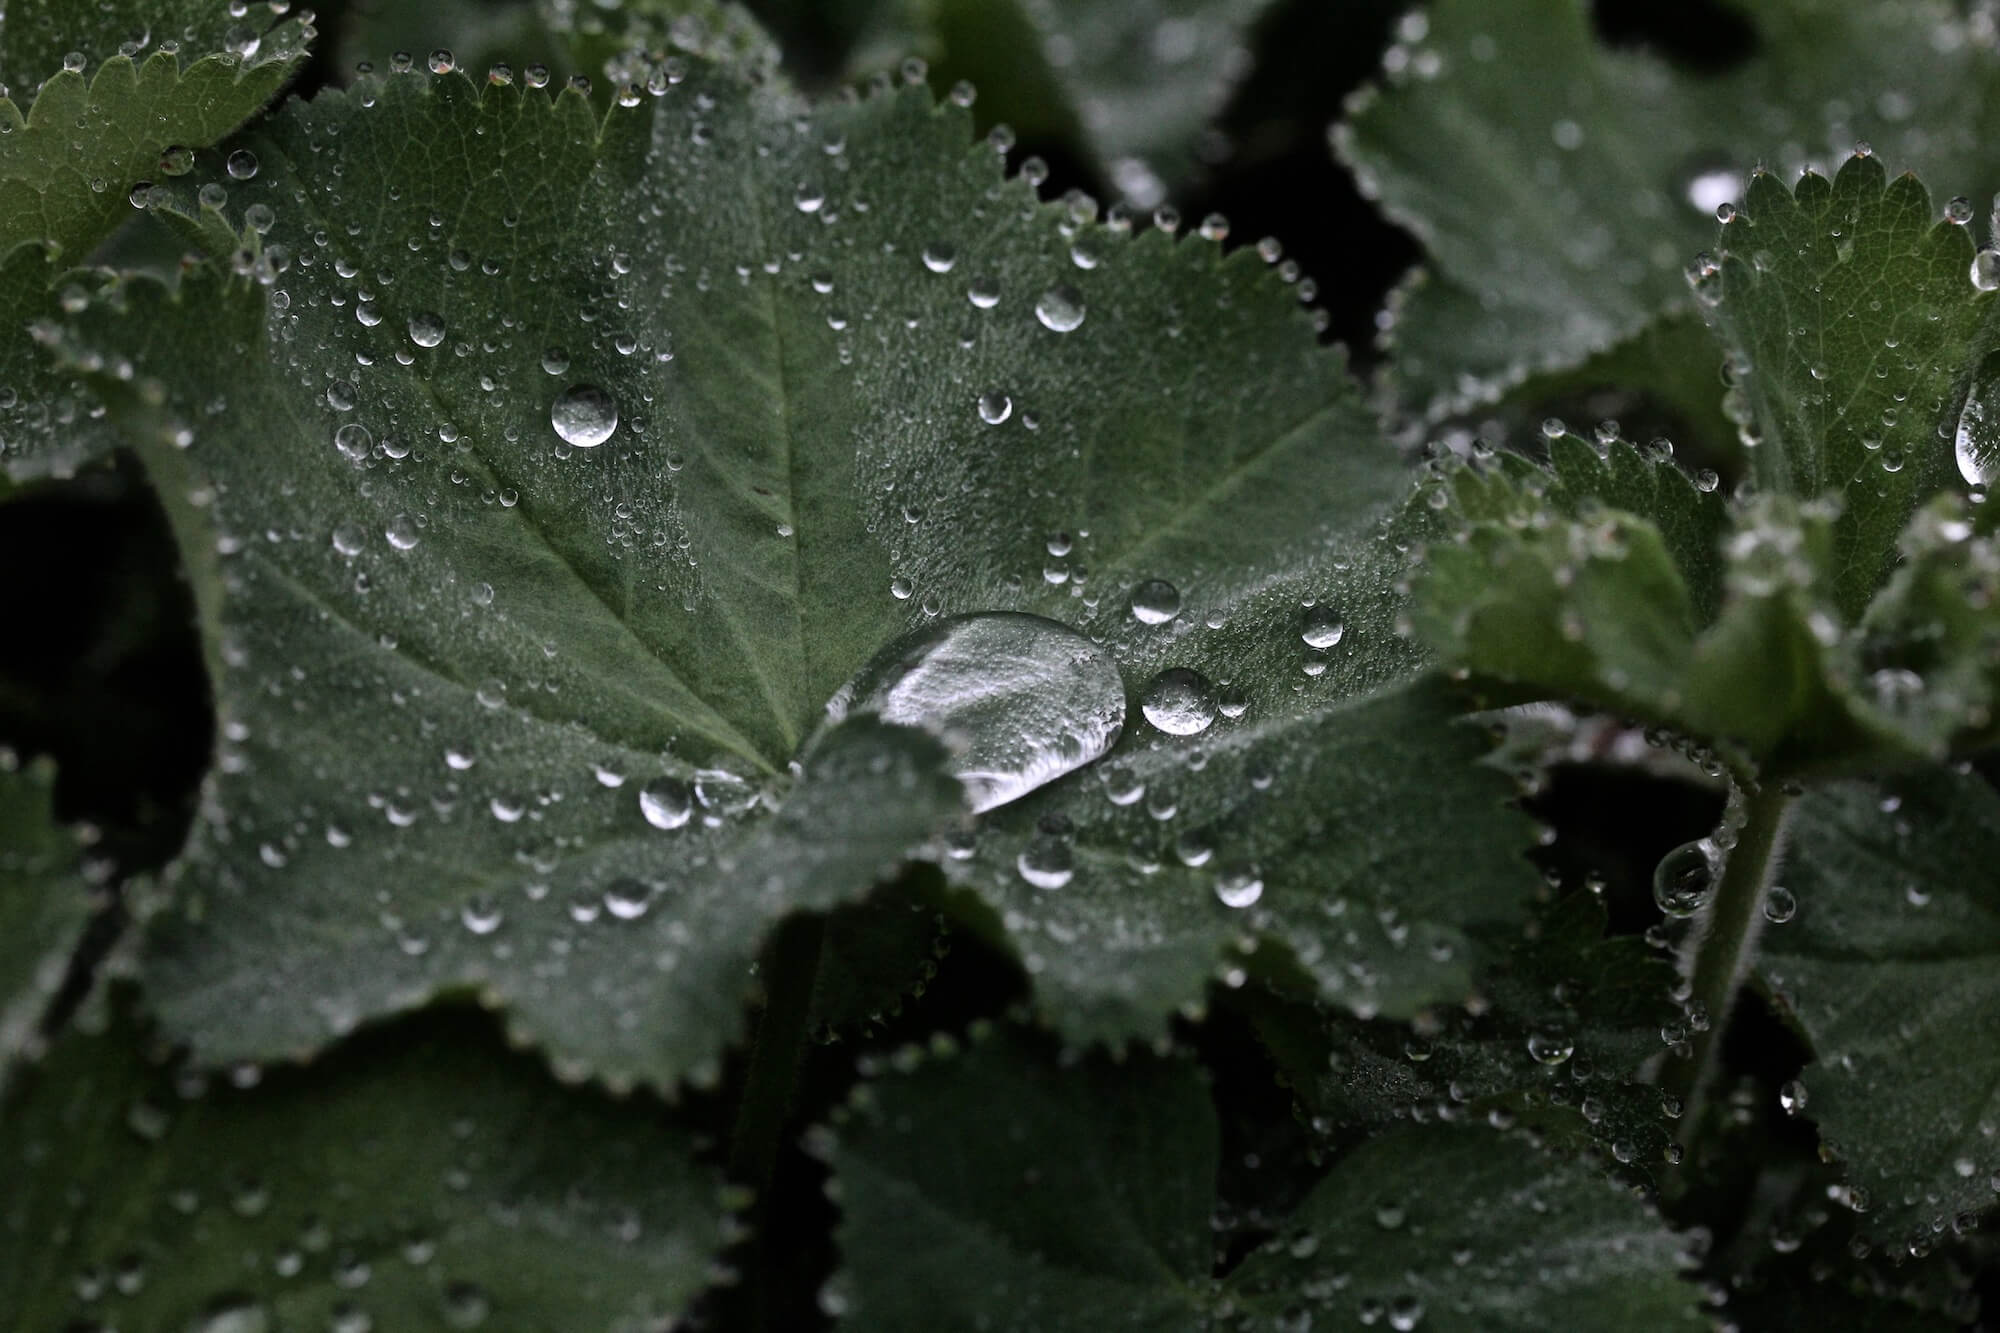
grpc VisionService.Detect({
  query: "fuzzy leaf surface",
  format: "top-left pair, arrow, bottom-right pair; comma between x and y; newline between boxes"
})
0,756 -> 95,1069
1760,767 -> 2000,1249
1339,0 -> 2000,421
0,1012 -> 722,1329
51,61 -> 1540,1077
1700,155 -> 1997,616
828,1031 -> 1702,1330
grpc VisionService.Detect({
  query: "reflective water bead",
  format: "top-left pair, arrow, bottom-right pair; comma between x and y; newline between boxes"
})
552,384 -> 618,448
638,777 -> 693,830
1141,668 -> 1217,736
1214,863 -> 1263,908
1034,284 -> 1086,333
408,311 -> 446,348
1300,604 -> 1345,649
1652,840 -> 1714,918
1128,578 -> 1182,625
977,390 -> 1012,425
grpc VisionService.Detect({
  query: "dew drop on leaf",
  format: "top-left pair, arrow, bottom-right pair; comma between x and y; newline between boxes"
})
603,878 -> 653,920
1763,884 -> 1797,924
638,777 -> 693,830
1128,578 -> 1181,625
551,384 -> 618,448
1955,362 -> 2000,485
1526,1030 -> 1574,1065
1973,247 -> 2000,292
1016,830 -> 1074,890
1214,862 -> 1263,908
1779,1079 -> 1808,1116
1652,839 -> 1714,918
824,612 -> 1125,814
977,390 -> 1012,425
407,311 -> 446,348
1300,604 -> 1345,649
1034,284 -> 1086,332
1141,667 -> 1217,736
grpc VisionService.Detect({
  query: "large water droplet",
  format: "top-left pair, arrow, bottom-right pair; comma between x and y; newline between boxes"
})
1301,604 -> 1345,649
1653,839 -> 1715,918
1034,284 -> 1086,332
1016,833 -> 1075,889
552,384 -> 618,448
824,612 -> 1124,814
1128,579 -> 1182,625
639,777 -> 693,830
1956,362 -> 2000,485
1142,667 -> 1217,736
1214,862 -> 1263,908
408,311 -> 446,348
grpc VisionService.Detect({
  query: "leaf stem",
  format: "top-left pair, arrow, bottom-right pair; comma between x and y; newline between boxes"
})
728,915 -> 824,1190
1670,781 -> 1793,1135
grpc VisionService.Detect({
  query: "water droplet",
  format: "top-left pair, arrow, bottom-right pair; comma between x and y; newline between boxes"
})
195,1298 -> 272,1333
331,523 -> 365,557
226,149 -> 259,181
1389,1296 -> 1426,1332
1017,833 -> 1074,890
921,242 -> 957,273
1779,1079 -> 1808,1115
1034,284 -> 1086,332
1141,667 -> 1217,736
1763,885 -> 1797,924
967,276 -> 1001,309
1128,579 -> 1182,625
334,423 -> 372,460
824,612 -> 1124,814
552,384 -> 618,448
443,1281 -> 491,1328
603,877 -> 653,920
1214,862 -> 1263,908
639,777 -> 693,830
385,514 -> 420,551
1097,760 -> 1143,806
1653,840 -> 1714,918
1956,362 -> 2000,485
1300,604 -> 1345,649
978,390 -> 1012,425
1973,248 -> 2000,292
1526,1030 -> 1574,1065
408,311 -> 446,348
460,896 -> 503,935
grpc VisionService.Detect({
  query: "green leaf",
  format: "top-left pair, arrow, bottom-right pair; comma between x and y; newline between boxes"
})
826,1030 -> 1702,1330
0,1008 -> 723,1329
1699,154 -> 1996,617
900,0 -> 1279,206
0,2 -> 314,482
1338,0 -> 2000,422
1247,890 -> 1686,1181
51,58 -> 1539,1070
0,755 -> 97,1071
946,679 -> 1541,1039
1759,766 -> 2000,1250
1414,434 -> 1996,776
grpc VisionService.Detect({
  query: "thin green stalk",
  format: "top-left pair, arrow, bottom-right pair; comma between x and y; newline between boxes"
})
1670,781 -> 1794,1138
728,915 -> 824,1190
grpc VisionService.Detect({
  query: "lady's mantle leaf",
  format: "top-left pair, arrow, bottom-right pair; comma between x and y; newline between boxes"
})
1340,0 -> 2000,422
1760,767 -> 2000,1251
0,1009 -> 722,1329
0,755 -> 99,1074
825,1030 -> 1702,1330
49,56 -> 1544,1080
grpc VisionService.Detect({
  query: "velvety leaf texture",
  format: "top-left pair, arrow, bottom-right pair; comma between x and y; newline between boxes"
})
0,1012 -> 723,1329
0,755 -> 96,1071
1761,767 -> 2000,1250
1340,0 -> 2000,422
46,56 -> 1542,1080
827,1031 -> 1702,1330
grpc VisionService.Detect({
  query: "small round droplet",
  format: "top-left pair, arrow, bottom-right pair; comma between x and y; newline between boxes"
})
552,384 -> 618,447
1652,840 -> 1714,918
408,311 -> 446,348
1141,668 -> 1217,736
1300,604 -> 1345,649
977,390 -> 1012,425
1526,1030 -> 1574,1066
1763,885 -> 1797,924
460,896 -> 503,935
1128,579 -> 1182,625
1017,836 -> 1074,890
1973,248 -> 2000,293
1779,1079 -> 1808,1116
638,777 -> 692,830
603,878 -> 653,920
226,149 -> 259,181
1034,284 -> 1087,333
1214,863 -> 1263,909
922,242 -> 957,273
334,423 -> 372,460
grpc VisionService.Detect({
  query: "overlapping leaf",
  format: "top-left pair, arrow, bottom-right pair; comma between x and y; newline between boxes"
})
1244,890 -> 1686,1182
0,1010 -> 723,1328
1760,768 -> 2000,1250
825,1030 -> 1702,1330
47,57 -> 1542,1081
1339,0 -> 2000,422
0,756 -> 97,1071
0,0 -> 314,481
1698,153 -> 1999,616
